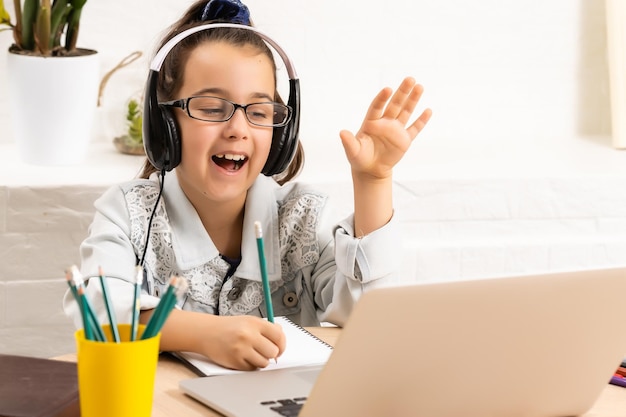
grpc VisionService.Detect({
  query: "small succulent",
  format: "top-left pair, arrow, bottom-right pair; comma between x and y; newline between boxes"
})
125,98 -> 143,146
113,98 -> 145,155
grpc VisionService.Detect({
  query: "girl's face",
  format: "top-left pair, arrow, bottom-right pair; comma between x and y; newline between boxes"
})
174,41 -> 275,208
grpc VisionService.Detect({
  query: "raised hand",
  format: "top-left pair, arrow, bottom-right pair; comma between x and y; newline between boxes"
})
339,77 -> 432,181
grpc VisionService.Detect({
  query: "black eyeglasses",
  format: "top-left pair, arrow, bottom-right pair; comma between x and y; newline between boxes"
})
159,96 -> 291,128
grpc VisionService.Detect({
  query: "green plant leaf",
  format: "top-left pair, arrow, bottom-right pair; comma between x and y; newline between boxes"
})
50,0 -> 71,48
0,0 -> 12,26
65,0 -> 87,50
21,0 -> 40,50
35,1 -> 51,55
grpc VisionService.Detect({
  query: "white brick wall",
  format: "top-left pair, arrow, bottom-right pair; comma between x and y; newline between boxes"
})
0,184 -> 108,352
2,186 -> 106,279
394,179 -> 626,282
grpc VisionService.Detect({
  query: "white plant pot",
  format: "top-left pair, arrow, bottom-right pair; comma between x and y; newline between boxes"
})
7,50 -> 100,165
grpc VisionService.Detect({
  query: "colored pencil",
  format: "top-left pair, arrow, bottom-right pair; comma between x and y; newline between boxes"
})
610,374 -> 626,388
98,266 -> 120,343
130,265 -> 143,341
142,276 -> 188,340
68,266 -> 106,342
254,221 -> 274,323
142,276 -> 178,339
76,286 -> 94,341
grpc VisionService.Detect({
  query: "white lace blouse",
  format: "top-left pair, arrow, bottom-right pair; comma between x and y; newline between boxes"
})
63,171 -> 400,328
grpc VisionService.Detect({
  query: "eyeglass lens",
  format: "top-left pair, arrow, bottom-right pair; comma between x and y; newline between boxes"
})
187,97 -> 289,126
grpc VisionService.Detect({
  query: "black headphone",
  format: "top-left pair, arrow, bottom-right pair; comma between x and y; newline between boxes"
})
142,23 -> 301,176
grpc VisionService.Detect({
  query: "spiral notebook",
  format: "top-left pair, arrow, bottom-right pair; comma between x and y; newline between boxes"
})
174,316 -> 333,376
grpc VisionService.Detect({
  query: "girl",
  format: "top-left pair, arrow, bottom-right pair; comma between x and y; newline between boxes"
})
64,0 -> 432,371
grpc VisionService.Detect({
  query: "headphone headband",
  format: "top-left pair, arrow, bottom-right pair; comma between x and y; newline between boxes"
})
149,23 -> 298,79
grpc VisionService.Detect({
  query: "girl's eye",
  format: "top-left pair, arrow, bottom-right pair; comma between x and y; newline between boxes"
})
247,104 -> 273,122
199,107 -> 226,117
248,110 -> 270,120
189,97 -> 231,120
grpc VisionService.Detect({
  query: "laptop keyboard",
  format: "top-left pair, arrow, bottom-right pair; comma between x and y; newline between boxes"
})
260,397 -> 307,416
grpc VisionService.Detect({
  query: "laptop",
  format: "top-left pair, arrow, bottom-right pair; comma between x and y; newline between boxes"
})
179,267 -> 626,417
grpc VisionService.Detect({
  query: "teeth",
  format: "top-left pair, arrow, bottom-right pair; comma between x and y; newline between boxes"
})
215,154 -> 246,161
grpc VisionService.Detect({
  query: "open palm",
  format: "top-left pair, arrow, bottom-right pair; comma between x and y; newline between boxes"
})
340,77 -> 432,180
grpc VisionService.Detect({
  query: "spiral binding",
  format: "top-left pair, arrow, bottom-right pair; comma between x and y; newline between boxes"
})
281,316 -> 334,349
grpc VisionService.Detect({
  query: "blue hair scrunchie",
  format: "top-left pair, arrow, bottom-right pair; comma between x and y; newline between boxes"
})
200,0 -> 251,25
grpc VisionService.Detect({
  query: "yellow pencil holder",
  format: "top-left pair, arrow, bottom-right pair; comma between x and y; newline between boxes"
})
75,324 -> 161,417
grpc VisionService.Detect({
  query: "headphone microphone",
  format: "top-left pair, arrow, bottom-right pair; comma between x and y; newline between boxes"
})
142,23 -> 301,176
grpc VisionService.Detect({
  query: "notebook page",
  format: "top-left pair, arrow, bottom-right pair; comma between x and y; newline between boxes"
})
174,316 -> 333,376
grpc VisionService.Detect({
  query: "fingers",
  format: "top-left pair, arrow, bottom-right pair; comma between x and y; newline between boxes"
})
210,316 -> 286,371
243,320 -> 285,369
261,320 -> 287,357
406,108 -> 433,139
382,77 -> 418,122
365,77 -> 429,131
339,129 -> 359,161
397,82 -> 424,126
365,86 -> 393,120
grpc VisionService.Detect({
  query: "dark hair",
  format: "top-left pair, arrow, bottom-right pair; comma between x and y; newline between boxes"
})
140,0 -> 304,184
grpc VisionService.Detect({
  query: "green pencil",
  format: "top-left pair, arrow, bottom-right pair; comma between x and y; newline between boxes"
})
254,221 -> 274,323
98,266 -> 120,343
68,266 -> 106,342
142,276 -> 188,340
77,286 -> 94,341
142,276 -> 177,339
130,266 -> 143,341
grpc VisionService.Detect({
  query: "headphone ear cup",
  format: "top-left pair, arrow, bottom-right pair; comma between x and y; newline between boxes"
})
144,106 -> 181,172
160,107 -> 181,171
262,126 -> 287,176
262,79 -> 301,176
143,71 -> 181,172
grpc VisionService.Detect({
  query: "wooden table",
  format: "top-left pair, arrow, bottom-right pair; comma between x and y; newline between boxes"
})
59,327 -> 626,417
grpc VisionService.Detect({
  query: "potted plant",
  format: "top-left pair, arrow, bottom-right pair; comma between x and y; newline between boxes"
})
96,50 -> 145,156
113,97 -> 145,156
1,0 -> 99,165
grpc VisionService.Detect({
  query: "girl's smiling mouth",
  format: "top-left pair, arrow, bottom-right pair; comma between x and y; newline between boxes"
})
212,153 -> 248,171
